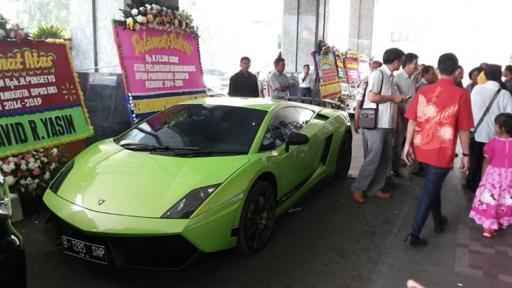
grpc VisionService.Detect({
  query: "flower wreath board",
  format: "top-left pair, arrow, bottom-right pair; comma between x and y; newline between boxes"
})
113,4 -> 207,123
311,43 -> 341,100
0,39 -> 94,158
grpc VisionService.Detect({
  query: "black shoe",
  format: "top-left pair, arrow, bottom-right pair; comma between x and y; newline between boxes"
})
404,233 -> 428,247
434,216 -> 448,233
391,169 -> 400,177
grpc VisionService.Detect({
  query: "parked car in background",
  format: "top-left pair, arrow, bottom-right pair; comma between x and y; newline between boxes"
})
203,68 -> 229,95
0,173 -> 26,288
206,86 -> 226,97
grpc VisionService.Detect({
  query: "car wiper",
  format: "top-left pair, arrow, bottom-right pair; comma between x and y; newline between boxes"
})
120,143 -> 200,152
171,150 -> 248,157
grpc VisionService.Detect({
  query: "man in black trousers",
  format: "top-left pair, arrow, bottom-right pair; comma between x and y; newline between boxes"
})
228,56 -> 259,97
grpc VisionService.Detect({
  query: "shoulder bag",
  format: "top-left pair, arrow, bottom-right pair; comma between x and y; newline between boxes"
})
359,70 -> 384,129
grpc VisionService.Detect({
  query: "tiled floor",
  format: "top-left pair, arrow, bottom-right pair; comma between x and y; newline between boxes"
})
456,202 -> 512,287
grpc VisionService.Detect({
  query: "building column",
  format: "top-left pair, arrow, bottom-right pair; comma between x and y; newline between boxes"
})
282,0 -> 329,73
348,0 -> 375,56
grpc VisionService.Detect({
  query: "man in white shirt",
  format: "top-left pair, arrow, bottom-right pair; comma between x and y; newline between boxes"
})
269,54 -> 295,100
354,60 -> 383,159
466,64 -> 512,192
351,48 -> 407,203
299,64 -> 313,103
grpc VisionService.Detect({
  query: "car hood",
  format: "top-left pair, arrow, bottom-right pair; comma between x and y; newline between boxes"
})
57,140 -> 250,218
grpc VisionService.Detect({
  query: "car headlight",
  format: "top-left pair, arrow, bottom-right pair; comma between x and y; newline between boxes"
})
49,161 -> 74,193
162,184 -> 220,219
0,174 -> 12,218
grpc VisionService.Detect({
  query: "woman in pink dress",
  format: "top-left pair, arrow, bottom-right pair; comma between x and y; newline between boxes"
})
469,113 -> 512,237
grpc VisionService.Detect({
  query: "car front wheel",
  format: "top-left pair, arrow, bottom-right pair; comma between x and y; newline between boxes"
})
236,181 -> 276,254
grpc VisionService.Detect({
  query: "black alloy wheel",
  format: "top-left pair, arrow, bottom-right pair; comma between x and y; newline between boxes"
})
237,181 -> 276,254
335,131 -> 352,179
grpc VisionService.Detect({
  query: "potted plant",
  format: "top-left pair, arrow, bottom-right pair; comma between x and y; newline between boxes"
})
31,23 -> 70,40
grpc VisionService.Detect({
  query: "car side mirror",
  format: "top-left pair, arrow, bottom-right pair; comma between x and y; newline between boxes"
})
285,132 -> 310,152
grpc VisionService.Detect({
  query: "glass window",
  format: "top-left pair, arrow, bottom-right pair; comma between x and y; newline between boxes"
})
116,104 -> 267,157
180,0 -> 283,94
3,0 -> 71,34
260,107 -> 312,151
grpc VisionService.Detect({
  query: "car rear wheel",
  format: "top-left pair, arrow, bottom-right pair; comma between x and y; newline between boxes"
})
335,131 -> 352,179
236,181 -> 276,254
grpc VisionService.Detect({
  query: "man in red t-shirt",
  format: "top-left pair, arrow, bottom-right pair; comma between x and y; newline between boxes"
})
403,53 -> 474,247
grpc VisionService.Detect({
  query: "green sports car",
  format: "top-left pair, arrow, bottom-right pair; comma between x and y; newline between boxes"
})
43,97 -> 352,268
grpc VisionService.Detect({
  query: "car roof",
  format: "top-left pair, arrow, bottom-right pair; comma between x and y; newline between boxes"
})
184,96 -> 321,112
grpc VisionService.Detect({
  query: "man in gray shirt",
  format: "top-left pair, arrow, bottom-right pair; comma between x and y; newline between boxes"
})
352,48 -> 407,204
269,55 -> 295,99
392,53 -> 419,177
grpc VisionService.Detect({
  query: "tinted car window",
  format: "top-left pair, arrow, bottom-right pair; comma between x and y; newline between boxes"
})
260,107 -> 313,151
116,104 -> 267,156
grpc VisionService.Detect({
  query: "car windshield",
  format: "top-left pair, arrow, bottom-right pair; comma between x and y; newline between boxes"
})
115,104 -> 267,157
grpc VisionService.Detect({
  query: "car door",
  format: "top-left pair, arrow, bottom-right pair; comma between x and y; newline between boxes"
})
259,107 -> 316,201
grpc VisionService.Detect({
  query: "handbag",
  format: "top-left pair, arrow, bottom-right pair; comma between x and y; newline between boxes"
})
471,88 -> 502,137
359,70 -> 384,129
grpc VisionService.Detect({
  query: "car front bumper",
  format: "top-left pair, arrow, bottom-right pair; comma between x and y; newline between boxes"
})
44,191 -> 242,268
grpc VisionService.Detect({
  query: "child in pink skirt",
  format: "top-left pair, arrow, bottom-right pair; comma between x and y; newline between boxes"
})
469,113 -> 512,237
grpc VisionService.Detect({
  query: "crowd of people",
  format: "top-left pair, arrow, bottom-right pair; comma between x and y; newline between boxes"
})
227,53 -> 314,101
353,48 -> 512,247
226,49 -> 512,248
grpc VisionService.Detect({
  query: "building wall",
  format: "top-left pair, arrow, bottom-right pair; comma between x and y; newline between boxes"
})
372,0 -> 512,78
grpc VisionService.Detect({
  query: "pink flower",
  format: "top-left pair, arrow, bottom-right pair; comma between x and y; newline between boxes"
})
33,168 -> 41,176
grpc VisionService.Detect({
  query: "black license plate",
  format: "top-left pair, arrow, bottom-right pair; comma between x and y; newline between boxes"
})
62,236 -> 107,265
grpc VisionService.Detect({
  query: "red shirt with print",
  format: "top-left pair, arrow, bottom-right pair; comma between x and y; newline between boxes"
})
405,78 -> 474,168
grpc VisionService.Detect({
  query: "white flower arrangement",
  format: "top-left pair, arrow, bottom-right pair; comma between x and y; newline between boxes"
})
0,148 -> 66,197
119,3 -> 199,37
136,15 -> 147,24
